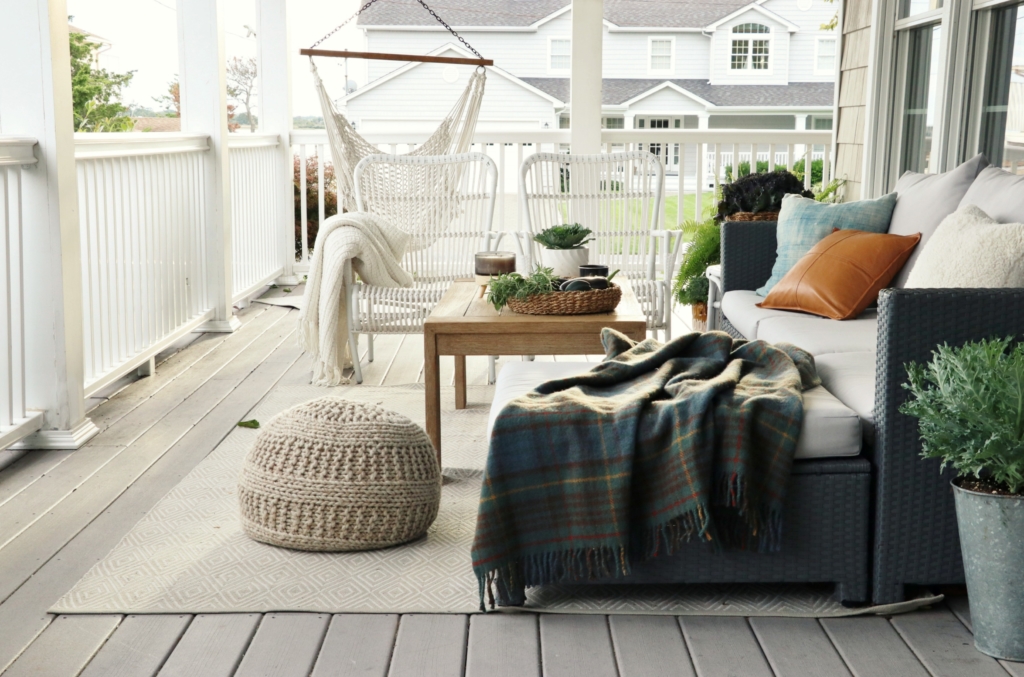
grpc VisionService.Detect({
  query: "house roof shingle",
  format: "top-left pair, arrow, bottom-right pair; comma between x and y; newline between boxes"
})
520,78 -> 835,108
357,0 -> 756,29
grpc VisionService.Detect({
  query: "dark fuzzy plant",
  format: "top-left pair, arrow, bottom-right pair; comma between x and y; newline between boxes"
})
715,170 -> 813,222
901,337 -> 1024,494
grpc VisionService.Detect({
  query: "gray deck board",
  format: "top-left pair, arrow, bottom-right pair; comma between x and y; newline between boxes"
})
891,609 -> 1010,677
942,599 -> 1024,677
0,449 -> 74,507
539,615 -> 617,677
750,617 -> 851,677
79,614 -> 192,677
235,613 -> 331,677
609,614 -> 695,677
388,615 -> 468,677
0,317 -> 301,671
681,617 -> 773,677
2,614 -> 121,677
820,617 -> 931,677
466,613 -> 540,677
157,614 -> 261,677
310,614 -> 399,677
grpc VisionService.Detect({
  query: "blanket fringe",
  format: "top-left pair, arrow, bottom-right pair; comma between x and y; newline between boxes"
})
479,545 -> 628,609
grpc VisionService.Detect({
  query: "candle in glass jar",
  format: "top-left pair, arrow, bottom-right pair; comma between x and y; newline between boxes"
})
475,251 -> 516,276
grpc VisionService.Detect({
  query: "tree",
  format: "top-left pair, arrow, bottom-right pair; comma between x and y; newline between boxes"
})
821,0 -> 839,31
153,79 -> 180,117
227,57 -> 258,132
69,30 -> 136,132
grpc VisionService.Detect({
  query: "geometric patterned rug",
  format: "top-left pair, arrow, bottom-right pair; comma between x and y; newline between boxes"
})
52,385 -> 941,617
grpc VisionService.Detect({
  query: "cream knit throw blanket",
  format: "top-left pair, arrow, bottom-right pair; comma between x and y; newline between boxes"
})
299,212 -> 413,386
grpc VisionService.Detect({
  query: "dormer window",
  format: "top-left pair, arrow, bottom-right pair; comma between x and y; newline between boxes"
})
731,23 -> 771,71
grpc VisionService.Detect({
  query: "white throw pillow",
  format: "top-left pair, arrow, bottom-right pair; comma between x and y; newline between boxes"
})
904,205 -> 1024,288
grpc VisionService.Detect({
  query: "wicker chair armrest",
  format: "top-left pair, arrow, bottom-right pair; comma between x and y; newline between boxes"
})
872,287 -> 1024,601
721,221 -> 778,293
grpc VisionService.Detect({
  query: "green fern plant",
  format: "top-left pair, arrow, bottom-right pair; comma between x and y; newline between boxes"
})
901,337 -> 1024,494
533,224 -> 593,250
485,267 -> 560,311
672,216 -> 721,306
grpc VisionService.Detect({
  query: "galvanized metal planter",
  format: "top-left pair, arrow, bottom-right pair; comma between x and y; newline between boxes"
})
953,480 -> 1024,662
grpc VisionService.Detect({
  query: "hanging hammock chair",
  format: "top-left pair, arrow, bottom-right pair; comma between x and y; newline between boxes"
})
303,0 -> 492,213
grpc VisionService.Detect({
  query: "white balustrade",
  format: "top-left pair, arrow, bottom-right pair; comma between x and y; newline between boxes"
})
74,133 -> 214,396
228,134 -> 284,302
0,137 -> 44,449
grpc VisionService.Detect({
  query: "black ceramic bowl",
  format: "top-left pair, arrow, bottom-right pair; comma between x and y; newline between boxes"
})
578,264 -> 608,278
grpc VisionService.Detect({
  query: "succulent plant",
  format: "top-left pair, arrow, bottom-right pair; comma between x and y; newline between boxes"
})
533,224 -> 594,250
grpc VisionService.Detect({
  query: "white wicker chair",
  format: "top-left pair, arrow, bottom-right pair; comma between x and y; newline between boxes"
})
346,152 -> 499,384
518,151 -> 682,339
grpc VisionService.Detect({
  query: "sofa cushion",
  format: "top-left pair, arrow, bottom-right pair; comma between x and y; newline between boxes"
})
814,352 -> 876,444
721,290 -> 805,339
889,153 -> 989,288
758,229 -> 921,320
958,166 -> 1024,224
489,361 -> 862,459
756,192 -> 897,297
755,313 -> 877,356
905,205 -> 1024,288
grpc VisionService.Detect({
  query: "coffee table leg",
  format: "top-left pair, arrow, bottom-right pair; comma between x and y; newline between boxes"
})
424,333 -> 442,464
454,355 -> 467,410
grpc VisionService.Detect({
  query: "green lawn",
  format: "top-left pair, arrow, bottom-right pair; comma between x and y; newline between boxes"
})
664,192 -> 717,230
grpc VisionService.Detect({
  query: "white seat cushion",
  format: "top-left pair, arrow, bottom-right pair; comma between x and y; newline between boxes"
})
721,290 -> 804,339
814,351 -> 877,444
755,313 -> 877,356
489,361 -> 861,459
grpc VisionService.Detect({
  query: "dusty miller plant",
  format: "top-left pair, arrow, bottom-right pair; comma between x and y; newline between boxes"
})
901,337 -> 1024,494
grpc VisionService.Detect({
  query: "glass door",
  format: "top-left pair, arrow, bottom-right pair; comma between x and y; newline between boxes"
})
977,2 -> 1024,173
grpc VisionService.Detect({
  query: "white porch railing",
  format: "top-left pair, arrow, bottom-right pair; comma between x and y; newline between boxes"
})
229,134 -> 285,302
290,128 -> 833,266
0,138 -> 44,450
74,133 -> 215,396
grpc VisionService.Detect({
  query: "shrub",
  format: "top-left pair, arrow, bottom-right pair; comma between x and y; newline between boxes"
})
716,170 -> 813,222
293,154 -> 339,257
901,337 -> 1024,494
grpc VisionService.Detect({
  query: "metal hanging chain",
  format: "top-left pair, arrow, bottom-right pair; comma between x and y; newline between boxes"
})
310,0 -> 485,60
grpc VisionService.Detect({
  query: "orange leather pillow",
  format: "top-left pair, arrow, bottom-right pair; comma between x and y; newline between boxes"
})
757,229 -> 921,320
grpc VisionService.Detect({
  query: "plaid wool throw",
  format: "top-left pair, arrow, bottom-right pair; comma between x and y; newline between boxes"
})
472,329 -> 821,608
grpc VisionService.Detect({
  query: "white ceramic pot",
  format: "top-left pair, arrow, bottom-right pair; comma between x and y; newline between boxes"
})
540,247 -> 589,278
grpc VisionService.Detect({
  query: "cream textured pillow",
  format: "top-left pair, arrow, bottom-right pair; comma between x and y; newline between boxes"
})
904,205 -> 1024,288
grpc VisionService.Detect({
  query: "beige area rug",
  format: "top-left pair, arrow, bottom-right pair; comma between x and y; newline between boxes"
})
53,385 -> 941,617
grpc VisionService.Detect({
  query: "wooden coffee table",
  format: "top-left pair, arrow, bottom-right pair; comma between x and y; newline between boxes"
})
423,278 -> 647,460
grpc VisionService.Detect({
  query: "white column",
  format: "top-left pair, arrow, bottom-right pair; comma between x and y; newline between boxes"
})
178,0 -> 240,332
697,113 -> 710,130
0,0 -> 98,448
570,0 -> 603,155
256,0 -> 299,285
796,114 -> 810,130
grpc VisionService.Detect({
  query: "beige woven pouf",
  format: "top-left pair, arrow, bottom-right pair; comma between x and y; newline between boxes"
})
238,397 -> 440,551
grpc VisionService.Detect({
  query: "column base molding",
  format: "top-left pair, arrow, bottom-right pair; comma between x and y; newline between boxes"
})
194,316 -> 242,333
11,417 -> 100,450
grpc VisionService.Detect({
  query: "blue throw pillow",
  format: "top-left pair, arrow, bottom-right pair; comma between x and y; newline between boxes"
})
756,193 -> 898,296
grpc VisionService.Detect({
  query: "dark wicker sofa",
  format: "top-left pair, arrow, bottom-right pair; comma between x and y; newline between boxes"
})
721,220 -> 1024,604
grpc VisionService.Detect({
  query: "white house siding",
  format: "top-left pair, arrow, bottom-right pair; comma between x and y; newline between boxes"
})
600,31 -> 710,80
763,0 -> 841,82
709,8 -> 790,86
346,57 -> 557,133
628,86 -> 709,115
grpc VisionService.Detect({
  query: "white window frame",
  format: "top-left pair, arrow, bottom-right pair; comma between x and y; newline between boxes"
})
548,37 -> 571,75
815,36 -> 838,76
648,36 -> 675,76
729,24 -> 774,76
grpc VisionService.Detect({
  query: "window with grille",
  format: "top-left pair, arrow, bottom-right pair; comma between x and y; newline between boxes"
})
650,38 -> 673,72
602,117 -> 624,129
752,40 -> 770,69
816,38 -> 837,74
732,40 -> 750,69
550,39 -> 570,71
733,23 -> 771,34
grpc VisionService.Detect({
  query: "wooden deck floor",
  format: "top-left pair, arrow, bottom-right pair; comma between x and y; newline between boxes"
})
0,285 -> 1016,677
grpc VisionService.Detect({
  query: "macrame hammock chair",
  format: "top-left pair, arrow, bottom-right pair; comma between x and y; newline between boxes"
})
303,0 -> 492,216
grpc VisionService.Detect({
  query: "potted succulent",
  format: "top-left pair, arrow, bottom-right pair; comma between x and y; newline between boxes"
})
716,170 -> 813,222
533,224 -> 593,278
901,337 -> 1024,661
672,216 -> 720,331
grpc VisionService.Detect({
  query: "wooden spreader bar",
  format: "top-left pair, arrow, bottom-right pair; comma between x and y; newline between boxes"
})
300,49 -> 492,67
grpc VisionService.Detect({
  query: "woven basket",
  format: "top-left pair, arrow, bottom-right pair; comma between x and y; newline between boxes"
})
506,284 -> 622,315
726,211 -> 780,222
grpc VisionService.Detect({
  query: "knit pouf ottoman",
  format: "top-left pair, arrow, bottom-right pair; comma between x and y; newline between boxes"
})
238,397 -> 440,551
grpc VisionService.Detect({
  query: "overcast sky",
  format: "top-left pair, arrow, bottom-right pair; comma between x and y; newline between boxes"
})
66,0 -> 365,117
